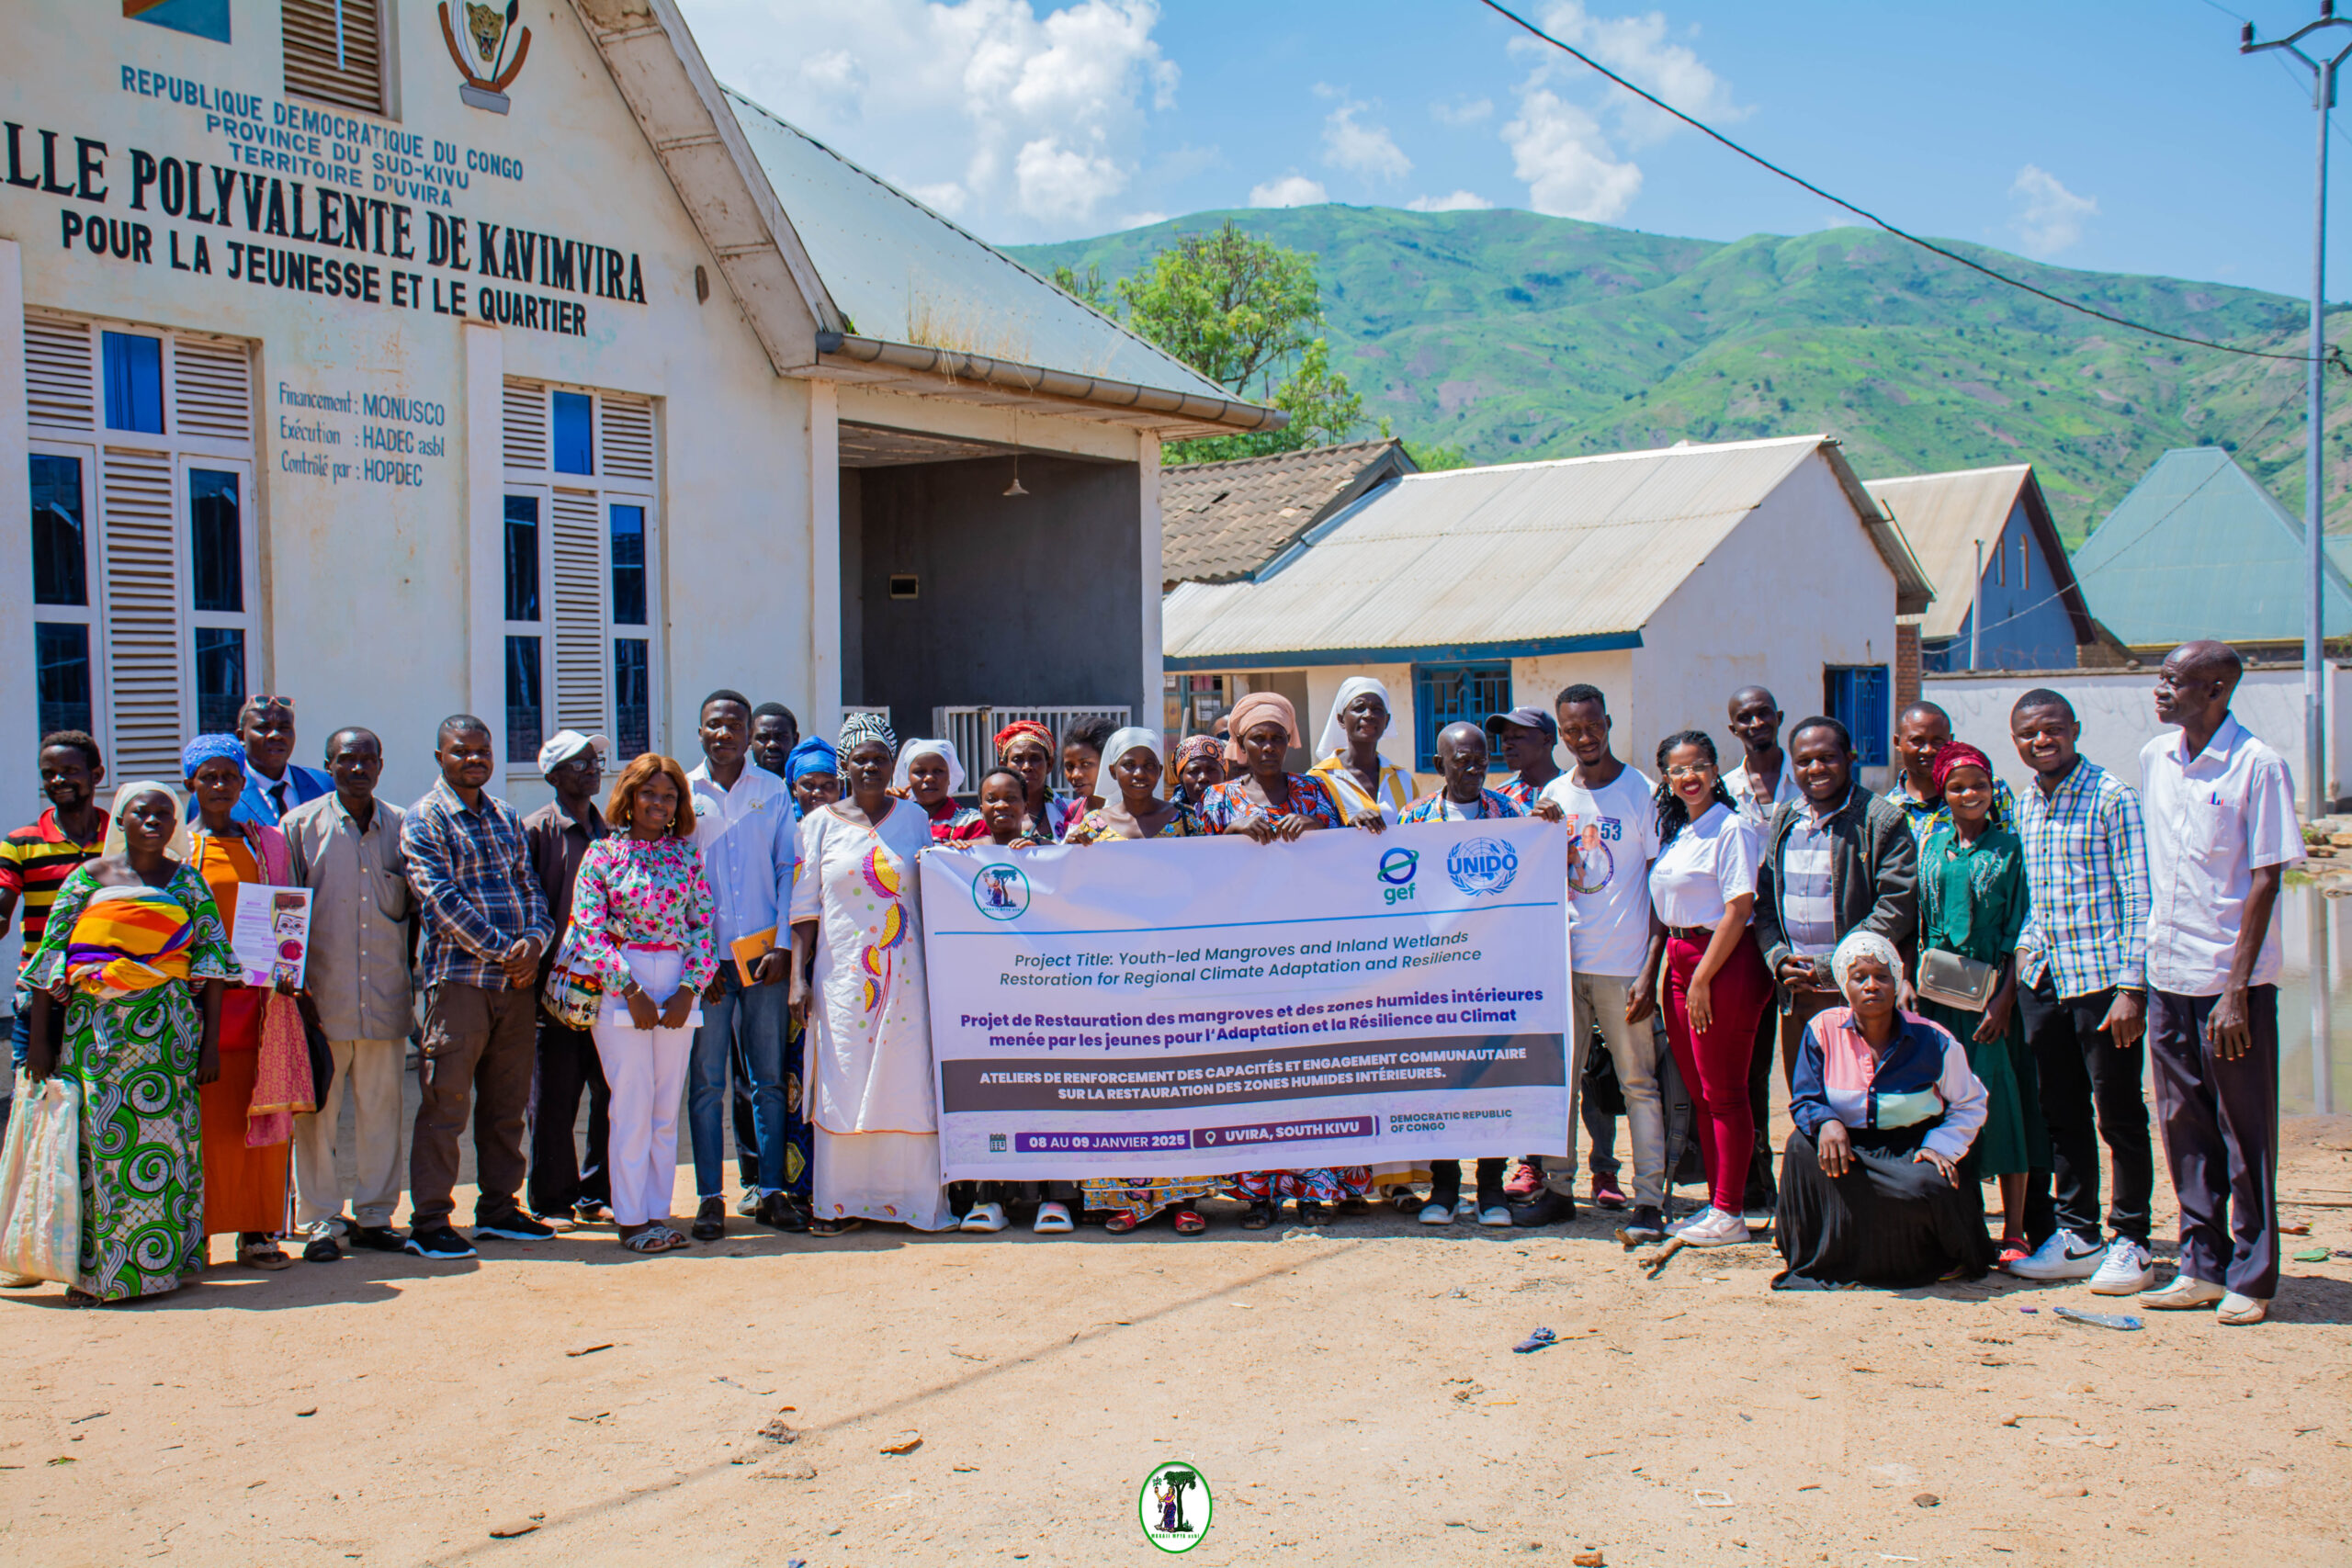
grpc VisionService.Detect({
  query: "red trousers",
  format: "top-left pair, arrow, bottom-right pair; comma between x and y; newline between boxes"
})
1662,928 -> 1774,1214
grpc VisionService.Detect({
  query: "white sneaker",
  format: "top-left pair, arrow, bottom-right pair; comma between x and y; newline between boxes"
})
2005,1230 -> 2105,1280
1419,1201 -> 1453,1225
1674,1206 -> 1748,1247
2217,1292 -> 2269,1325
2087,1237 -> 2157,1295
2140,1275 -> 2225,1310
1477,1202 -> 1513,1228
959,1201 -> 1007,1234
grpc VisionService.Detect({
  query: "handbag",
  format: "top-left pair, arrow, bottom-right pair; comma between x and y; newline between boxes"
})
539,927 -> 602,1030
1917,947 -> 1999,1013
0,1069 -> 83,1288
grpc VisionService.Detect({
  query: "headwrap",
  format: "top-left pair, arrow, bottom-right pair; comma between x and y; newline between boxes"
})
1316,676 -> 1393,759
993,719 -> 1054,760
1829,930 -> 1903,997
1224,692 -> 1301,767
1930,740 -> 1995,797
1096,728 -> 1166,806
838,711 -> 899,757
892,738 -> 967,795
1174,734 -> 1224,773
181,732 -> 245,781
100,781 -> 188,861
62,885 -> 198,999
785,737 -> 839,783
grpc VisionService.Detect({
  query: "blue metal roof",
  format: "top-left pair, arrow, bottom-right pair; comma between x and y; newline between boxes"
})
725,91 -> 1230,401
2069,446 -> 2352,648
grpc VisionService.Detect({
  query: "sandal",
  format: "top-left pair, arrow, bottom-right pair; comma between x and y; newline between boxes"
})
1103,1213 -> 1141,1235
1297,1201 -> 1331,1227
1240,1201 -> 1277,1231
808,1216 -> 864,1236
1032,1201 -> 1075,1235
1171,1210 -> 1206,1235
622,1224 -> 689,1254
64,1288 -> 103,1308
238,1235 -> 292,1270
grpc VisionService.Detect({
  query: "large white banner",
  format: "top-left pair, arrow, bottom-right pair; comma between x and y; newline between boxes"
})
918,818 -> 1569,1180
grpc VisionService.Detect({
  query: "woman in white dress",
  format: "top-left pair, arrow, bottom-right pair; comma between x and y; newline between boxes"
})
786,713 -> 956,1235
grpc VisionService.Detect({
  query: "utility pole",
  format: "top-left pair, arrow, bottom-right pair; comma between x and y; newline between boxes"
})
2244,7 -> 2352,819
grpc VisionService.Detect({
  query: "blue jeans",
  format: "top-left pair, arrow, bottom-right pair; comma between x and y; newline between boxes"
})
687,964 -> 791,1199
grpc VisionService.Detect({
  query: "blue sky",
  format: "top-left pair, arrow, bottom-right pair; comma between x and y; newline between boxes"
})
678,0 -> 2352,300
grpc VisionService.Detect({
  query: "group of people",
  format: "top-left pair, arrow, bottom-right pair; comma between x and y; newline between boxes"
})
0,639 -> 2301,1325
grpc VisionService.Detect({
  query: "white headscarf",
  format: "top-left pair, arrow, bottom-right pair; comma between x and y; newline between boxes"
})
1829,930 -> 1903,997
99,781 -> 189,861
890,738 -> 967,795
1096,726 -> 1167,807
1317,676 -> 1394,759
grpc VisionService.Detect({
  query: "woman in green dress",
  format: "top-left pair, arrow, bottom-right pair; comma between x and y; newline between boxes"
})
1914,742 -> 2048,1266
22,783 -> 237,1304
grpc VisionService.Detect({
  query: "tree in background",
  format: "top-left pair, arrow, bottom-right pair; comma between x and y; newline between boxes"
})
1053,221 -> 1363,462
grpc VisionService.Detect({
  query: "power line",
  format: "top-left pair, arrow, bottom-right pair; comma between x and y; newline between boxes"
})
1477,0 -> 2348,374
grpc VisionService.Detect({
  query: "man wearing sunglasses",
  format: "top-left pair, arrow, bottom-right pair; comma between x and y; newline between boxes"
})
232,695 -> 334,826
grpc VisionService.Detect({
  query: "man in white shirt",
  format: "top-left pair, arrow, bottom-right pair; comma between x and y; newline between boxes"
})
1524,684 -> 1668,1241
685,690 -> 801,1240
2136,642 -> 2303,1325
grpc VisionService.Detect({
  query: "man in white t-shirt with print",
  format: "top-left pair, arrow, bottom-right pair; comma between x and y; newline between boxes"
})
1523,683 -> 1668,1242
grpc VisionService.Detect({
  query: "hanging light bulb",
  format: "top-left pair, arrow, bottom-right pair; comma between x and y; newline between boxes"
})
1004,409 -> 1028,497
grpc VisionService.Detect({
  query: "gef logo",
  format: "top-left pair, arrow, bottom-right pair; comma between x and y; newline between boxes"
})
1376,846 -> 1419,905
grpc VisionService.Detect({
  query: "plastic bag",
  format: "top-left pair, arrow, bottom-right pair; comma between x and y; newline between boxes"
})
0,1070 -> 83,1288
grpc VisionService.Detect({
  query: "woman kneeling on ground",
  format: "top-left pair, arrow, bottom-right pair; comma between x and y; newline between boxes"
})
1773,931 -> 1996,1289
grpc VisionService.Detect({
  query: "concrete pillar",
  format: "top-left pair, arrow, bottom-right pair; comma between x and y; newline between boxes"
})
808,378 -> 842,740
1138,430 -> 1164,739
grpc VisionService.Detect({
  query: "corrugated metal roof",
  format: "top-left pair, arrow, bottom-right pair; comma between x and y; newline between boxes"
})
1865,464 -> 2094,642
1161,440 -> 1416,584
725,92 -> 1230,402
1163,435 -> 1915,661
2071,446 -> 2352,648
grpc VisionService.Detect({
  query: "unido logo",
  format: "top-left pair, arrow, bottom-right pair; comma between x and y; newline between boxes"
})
1446,836 -> 1519,896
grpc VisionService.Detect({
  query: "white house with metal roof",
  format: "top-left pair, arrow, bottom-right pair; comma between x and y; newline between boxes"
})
1162,434 -> 1932,789
0,0 -> 1272,817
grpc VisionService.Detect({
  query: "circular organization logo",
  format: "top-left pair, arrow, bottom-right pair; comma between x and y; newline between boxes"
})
1446,836 -> 1520,897
971,863 -> 1031,921
1138,1461 -> 1213,1553
1376,846 -> 1419,886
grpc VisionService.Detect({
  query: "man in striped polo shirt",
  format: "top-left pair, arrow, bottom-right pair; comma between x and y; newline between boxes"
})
0,731 -> 110,1139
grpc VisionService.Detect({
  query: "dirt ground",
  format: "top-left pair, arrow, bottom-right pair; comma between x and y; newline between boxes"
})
2,1101 -> 2347,1568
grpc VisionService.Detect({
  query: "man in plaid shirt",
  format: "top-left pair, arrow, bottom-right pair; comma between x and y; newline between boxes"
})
401,715 -> 556,1260
2004,689 -> 2156,1293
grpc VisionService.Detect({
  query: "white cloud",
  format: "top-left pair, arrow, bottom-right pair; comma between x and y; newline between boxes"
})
1407,190 -> 1494,212
1493,3 -> 1739,220
1430,95 -> 1494,126
1321,98 -> 1411,183
677,0 -> 1176,240
1502,90 -> 1642,220
1122,209 -> 1170,228
2009,164 -> 2098,255
1250,174 -> 1329,208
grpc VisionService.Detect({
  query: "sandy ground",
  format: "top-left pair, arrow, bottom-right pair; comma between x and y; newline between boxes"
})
1,1091 -> 2346,1568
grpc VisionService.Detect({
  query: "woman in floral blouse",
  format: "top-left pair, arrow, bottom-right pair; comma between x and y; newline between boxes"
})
563,753 -> 717,1253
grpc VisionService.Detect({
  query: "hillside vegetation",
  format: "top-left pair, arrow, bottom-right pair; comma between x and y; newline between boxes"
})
1011,206 -> 2352,543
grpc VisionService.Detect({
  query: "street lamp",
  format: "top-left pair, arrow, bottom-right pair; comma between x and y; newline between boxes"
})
2243,6 -> 2352,819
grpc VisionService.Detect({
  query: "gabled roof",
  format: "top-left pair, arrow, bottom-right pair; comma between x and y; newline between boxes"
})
1864,464 -> 2095,643
1161,440 -> 1418,586
2071,446 -> 2352,649
565,0 -> 1275,435
1163,434 -> 1931,668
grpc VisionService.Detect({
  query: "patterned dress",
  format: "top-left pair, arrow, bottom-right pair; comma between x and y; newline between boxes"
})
1065,802 -> 1225,1226
1398,788 -> 1524,823
921,798 -> 989,844
1196,773 -> 1345,834
22,864 -> 239,1301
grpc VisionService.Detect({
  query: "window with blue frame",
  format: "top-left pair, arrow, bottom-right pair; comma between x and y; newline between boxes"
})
193,627 -> 246,736
503,495 -> 540,622
31,455 -> 86,607
35,625 -> 92,738
505,636 -> 544,763
102,332 -> 164,434
609,503 -> 645,626
1411,661 -> 1512,773
1824,665 -> 1891,767
552,390 -> 594,475
188,469 -> 243,613
614,638 -> 650,759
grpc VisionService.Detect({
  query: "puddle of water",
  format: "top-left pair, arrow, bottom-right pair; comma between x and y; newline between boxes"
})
2273,886 -> 2347,1115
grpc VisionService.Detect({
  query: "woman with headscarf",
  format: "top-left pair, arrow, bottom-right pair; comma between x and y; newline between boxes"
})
1915,740 -> 2045,1265
894,739 -> 987,843
17,783 -> 238,1303
1196,693 -> 1348,840
1307,677 -> 1409,828
994,720 -> 1080,842
1170,734 -> 1226,810
785,737 -> 841,820
182,733 -> 313,1269
1774,930 -> 1995,1289
787,713 -> 954,1235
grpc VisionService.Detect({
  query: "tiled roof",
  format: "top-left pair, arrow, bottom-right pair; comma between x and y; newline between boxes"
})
1159,440 -> 1416,584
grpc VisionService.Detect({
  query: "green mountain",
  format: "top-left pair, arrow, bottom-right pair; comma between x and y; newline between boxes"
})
1009,206 -> 2352,545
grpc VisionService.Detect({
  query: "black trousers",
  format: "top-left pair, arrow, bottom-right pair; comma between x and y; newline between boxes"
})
2150,987 -> 2280,1299
527,1016 -> 611,1216
1430,1158 -> 1508,1204
2017,975 -> 2154,1247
